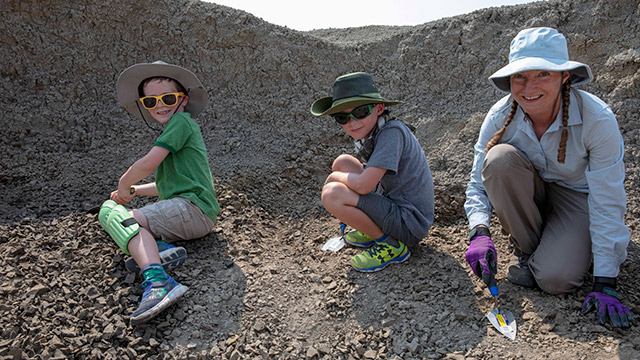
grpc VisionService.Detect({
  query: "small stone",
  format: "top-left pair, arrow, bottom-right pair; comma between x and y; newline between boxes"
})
364,349 -> 377,359
306,346 -> 319,359
253,319 -> 267,332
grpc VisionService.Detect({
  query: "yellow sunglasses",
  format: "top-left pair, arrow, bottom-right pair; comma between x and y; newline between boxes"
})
139,92 -> 185,109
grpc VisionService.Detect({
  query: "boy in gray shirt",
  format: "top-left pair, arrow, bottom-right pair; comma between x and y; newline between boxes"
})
311,72 -> 434,272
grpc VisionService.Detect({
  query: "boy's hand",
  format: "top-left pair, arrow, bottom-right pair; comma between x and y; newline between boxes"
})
110,187 -> 135,205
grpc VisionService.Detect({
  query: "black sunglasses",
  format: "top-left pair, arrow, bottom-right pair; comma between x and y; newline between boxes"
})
331,104 -> 375,125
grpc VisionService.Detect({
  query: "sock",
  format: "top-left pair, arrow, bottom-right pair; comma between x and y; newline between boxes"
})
141,263 -> 169,283
377,234 -> 399,247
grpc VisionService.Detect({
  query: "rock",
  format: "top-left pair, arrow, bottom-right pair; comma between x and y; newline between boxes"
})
306,346 -> 319,359
253,319 -> 267,332
364,349 -> 377,359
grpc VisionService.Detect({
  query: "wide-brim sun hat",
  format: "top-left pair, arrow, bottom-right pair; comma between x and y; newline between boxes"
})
488,27 -> 593,92
310,72 -> 403,116
117,61 -> 208,120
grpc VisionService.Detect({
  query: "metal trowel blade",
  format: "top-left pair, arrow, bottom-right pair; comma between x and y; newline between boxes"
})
321,236 -> 345,252
487,307 -> 517,340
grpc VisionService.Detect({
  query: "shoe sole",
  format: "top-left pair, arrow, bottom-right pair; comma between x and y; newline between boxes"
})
351,249 -> 411,273
125,247 -> 187,274
130,284 -> 188,325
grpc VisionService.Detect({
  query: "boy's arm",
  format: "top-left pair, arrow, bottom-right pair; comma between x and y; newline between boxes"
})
114,146 -> 169,203
132,182 -> 158,197
327,166 -> 386,195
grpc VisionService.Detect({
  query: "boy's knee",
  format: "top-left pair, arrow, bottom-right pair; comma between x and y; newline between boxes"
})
332,154 -> 361,172
322,182 -> 356,212
131,209 -> 149,230
98,200 -> 140,255
321,182 -> 342,206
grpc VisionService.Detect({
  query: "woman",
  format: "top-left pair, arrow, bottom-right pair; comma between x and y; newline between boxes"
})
463,27 -> 633,328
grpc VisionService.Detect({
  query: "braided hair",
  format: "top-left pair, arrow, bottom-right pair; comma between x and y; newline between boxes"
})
556,80 -> 571,163
485,79 -> 572,164
485,101 -> 518,153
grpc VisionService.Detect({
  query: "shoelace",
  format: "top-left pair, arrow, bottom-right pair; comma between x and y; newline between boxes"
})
518,256 -> 530,270
367,242 -> 392,258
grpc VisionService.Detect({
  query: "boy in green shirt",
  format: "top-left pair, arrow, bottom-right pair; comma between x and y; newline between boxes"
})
99,61 -> 219,325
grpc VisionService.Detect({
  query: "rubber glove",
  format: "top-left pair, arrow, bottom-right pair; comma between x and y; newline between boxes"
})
581,277 -> 635,328
465,226 -> 497,281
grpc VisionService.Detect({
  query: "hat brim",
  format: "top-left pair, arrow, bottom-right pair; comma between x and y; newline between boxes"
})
117,62 -> 208,121
310,96 -> 403,116
488,57 -> 593,92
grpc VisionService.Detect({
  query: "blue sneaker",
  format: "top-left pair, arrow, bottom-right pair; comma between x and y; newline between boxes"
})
130,276 -> 188,325
125,241 -> 187,274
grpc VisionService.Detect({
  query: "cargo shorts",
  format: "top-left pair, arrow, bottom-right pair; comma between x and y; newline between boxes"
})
140,197 -> 214,242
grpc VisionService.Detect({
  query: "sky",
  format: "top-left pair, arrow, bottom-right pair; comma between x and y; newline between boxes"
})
205,0 -> 544,31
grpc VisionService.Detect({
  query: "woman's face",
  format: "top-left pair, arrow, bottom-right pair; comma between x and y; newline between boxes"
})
510,70 -> 569,123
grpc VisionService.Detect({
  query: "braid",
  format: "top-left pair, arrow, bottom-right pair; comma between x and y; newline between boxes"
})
557,80 -> 571,163
485,101 -> 518,153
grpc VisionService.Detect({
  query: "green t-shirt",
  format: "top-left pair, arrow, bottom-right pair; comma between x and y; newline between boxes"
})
153,112 -> 219,222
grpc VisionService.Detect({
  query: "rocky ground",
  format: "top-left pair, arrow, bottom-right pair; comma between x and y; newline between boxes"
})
1,0 -> 640,359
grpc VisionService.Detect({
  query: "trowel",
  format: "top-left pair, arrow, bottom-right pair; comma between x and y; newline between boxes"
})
321,223 -> 346,252
484,270 -> 517,340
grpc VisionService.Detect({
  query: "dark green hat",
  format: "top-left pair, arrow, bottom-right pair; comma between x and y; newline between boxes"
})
310,72 -> 403,116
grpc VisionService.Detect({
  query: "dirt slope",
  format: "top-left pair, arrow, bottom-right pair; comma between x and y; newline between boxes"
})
1,0 -> 639,359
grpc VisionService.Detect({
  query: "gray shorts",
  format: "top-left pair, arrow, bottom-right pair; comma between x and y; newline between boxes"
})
356,192 -> 421,247
140,197 -> 214,242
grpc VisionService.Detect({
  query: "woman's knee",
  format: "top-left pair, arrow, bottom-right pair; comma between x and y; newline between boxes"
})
483,144 -> 522,172
534,267 -> 584,294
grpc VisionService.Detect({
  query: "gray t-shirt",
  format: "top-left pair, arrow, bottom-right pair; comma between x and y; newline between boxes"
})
366,120 -> 435,239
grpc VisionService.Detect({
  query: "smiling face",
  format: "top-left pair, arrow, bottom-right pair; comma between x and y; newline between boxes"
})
338,103 -> 385,140
510,70 -> 569,124
141,78 -> 188,125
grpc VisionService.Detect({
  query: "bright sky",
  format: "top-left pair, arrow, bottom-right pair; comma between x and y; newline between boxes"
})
205,0 -> 544,31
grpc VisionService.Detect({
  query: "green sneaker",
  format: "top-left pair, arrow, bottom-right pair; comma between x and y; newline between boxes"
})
350,241 -> 410,272
344,231 -> 375,247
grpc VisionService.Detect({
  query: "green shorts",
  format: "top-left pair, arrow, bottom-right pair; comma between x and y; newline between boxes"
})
140,197 -> 214,242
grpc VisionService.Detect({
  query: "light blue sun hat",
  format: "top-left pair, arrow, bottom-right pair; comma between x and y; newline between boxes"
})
489,27 -> 593,92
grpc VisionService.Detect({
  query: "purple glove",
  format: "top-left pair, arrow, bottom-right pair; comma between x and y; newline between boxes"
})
581,292 -> 634,328
465,234 -> 497,278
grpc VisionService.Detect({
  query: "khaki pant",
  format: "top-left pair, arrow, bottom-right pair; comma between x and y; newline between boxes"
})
482,144 -> 591,294
140,197 -> 214,242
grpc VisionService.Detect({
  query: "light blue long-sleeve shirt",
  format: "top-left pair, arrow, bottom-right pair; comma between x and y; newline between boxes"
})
464,89 -> 629,278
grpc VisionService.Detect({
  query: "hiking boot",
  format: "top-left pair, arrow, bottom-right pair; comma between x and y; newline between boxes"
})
506,255 -> 537,288
130,276 -> 188,325
344,231 -> 375,248
125,241 -> 187,274
350,241 -> 410,272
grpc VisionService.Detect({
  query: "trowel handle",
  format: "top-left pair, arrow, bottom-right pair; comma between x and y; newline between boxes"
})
482,271 -> 499,297
339,222 -> 346,235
